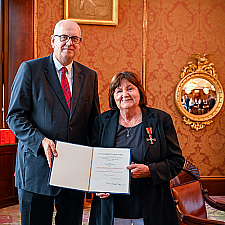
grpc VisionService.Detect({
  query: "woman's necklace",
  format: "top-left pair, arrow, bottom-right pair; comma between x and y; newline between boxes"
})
120,112 -> 141,138
126,127 -> 132,138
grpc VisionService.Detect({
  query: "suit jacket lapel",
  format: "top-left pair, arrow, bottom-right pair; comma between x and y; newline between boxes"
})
102,111 -> 119,147
142,107 -> 158,157
70,62 -> 82,118
44,54 -> 70,115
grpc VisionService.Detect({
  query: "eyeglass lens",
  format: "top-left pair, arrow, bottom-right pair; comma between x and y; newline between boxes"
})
55,35 -> 81,44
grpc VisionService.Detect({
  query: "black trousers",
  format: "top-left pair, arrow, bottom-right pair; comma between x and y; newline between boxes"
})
18,188 -> 85,225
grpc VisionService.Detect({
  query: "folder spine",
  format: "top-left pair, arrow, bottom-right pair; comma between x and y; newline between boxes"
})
87,147 -> 94,192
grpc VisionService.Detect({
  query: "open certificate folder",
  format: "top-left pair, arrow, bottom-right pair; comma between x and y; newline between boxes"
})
49,141 -> 131,194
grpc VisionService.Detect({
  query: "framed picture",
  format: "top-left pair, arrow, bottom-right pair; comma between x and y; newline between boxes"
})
64,0 -> 118,26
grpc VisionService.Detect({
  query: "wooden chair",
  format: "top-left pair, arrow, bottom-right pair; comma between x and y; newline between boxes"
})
170,161 -> 225,225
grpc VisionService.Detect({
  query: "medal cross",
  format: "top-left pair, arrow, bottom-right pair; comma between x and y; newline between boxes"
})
146,135 -> 156,144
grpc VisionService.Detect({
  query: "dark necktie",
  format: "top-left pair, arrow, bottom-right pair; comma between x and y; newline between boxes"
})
61,67 -> 71,111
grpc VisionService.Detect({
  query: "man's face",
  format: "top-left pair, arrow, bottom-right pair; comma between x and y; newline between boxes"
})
51,21 -> 82,66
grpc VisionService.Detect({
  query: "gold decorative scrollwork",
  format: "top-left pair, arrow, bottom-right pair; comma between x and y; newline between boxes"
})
175,54 -> 224,131
181,54 -> 216,79
183,117 -> 213,131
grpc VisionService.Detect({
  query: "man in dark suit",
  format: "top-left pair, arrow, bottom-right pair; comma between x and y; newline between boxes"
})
209,94 -> 215,111
6,20 -> 100,225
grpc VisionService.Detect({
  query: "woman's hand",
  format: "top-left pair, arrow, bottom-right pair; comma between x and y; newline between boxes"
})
96,193 -> 110,198
126,163 -> 151,178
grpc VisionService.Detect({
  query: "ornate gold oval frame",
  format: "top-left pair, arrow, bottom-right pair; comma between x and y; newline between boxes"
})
175,54 -> 224,131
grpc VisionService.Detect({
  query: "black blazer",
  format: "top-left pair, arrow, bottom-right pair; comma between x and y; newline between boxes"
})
6,54 -> 100,196
89,107 -> 184,225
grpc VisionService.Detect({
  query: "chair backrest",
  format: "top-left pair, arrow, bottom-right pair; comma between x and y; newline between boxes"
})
170,161 -> 207,225
170,169 -> 197,187
170,161 -> 201,188
172,180 -> 207,218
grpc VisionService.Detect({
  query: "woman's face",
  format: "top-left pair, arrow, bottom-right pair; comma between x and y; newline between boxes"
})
114,79 -> 140,111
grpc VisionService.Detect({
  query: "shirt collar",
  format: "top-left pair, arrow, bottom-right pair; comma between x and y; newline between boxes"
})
53,54 -> 73,75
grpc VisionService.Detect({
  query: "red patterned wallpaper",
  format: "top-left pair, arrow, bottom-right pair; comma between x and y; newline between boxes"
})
37,0 -> 225,176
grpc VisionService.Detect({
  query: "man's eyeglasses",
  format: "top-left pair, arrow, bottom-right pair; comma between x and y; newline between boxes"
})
54,35 -> 82,44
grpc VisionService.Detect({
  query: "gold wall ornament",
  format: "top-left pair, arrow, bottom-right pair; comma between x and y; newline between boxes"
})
175,54 -> 224,131
183,117 -> 213,131
181,54 -> 216,79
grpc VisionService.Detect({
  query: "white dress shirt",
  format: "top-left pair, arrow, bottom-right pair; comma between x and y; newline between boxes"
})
53,54 -> 73,95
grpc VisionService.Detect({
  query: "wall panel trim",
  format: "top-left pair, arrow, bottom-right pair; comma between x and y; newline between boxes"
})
142,0 -> 147,90
201,176 -> 225,196
34,0 -> 38,59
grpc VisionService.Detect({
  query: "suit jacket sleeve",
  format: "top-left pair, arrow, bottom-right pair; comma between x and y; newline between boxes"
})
6,61 -> 45,156
147,113 -> 184,187
87,71 -> 100,141
91,115 -> 102,147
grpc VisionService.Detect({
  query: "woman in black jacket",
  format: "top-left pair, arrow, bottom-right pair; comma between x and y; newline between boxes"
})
89,71 -> 184,225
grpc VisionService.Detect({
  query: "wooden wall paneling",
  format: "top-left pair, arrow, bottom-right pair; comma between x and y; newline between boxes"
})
4,0 -> 34,128
0,0 -> 3,127
0,144 -> 18,208
201,176 -> 225,196
3,0 -> 9,128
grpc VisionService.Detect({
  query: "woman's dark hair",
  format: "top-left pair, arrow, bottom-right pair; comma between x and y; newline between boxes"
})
109,71 -> 147,109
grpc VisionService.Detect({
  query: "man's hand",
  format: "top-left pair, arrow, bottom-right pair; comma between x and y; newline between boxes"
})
42,137 -> 58,168
126,163 -> 151,178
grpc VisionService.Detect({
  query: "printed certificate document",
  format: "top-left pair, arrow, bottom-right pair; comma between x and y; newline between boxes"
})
49,141 -> 131,194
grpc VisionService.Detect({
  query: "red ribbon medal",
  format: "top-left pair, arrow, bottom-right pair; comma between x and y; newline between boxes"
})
146,127 -> 156,144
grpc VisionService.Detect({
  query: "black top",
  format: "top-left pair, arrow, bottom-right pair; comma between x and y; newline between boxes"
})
114,123 -> 143,163
114,122 -> 143,219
